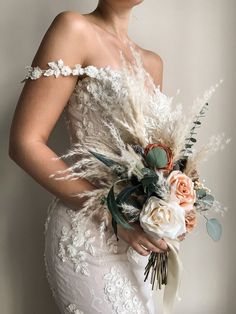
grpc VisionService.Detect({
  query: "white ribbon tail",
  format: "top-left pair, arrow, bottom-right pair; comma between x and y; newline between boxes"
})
163,239 -> 183,314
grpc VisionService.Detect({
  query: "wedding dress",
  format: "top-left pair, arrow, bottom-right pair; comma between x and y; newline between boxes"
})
22,46 -> 167,314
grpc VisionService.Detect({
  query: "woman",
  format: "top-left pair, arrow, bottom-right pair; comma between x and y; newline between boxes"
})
8,1 -> 177,313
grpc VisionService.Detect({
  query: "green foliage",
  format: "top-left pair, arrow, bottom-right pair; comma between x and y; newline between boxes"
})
173,157 -> 188,172
145,147 -> 168,169
106,183 -> 135,240
116,184 -> 142,206
196,188 -> 207,198
141,167 -> 157,176
206,218 -> 222,241
140,169 -> 159,194
201,194 -> 214,207
195,188 -> 214,211
182,102 -> 209,157
88,149 -> 126,175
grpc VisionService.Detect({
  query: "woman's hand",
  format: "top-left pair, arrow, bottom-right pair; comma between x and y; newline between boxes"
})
117,221 -> 169,256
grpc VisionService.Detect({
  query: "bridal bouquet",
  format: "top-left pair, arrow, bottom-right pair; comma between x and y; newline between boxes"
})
86,96 -> 228,290
49,47 -> 230,313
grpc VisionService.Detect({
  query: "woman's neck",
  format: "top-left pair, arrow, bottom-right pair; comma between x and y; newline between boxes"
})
90,1 -> 132,42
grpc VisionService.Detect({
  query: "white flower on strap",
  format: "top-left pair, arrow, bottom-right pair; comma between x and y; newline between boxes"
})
66,303 -> 84,314
23,59 -> 85,81
26,66 -> 43,80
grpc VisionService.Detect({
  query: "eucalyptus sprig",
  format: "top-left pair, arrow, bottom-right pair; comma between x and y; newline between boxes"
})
182,102 -> 209,157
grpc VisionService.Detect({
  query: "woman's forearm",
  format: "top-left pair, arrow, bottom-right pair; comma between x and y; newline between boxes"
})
9,139 -> 97,210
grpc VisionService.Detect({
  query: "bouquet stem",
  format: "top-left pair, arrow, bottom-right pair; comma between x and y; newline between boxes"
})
144,251 -> 168,290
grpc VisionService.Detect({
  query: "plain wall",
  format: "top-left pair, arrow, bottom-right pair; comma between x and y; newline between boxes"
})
1,0 -> 235,313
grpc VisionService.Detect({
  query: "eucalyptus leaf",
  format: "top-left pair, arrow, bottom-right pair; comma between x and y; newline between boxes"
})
196,188 -> 207,199
145,147 -> 168,168
185,150 -> 193,154
206,218 -> 222,241
201,194 -> 214,207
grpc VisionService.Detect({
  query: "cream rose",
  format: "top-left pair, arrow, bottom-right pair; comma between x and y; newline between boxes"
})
167,170 -> 196,212
139,196 -> 186,240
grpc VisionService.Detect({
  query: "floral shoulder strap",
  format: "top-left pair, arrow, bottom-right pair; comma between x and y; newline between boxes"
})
21,59 -> 96,83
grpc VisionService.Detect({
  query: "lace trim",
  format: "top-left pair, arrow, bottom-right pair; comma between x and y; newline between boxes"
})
21,59 -> 122,82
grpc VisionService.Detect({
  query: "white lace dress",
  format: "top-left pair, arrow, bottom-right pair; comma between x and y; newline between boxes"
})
22,52 -> 165,314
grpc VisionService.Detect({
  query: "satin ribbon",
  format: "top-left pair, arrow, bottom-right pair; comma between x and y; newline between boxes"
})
126,239 -> 183,314
163,238 -> 183,314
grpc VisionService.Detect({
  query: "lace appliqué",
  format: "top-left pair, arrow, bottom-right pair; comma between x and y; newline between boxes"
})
66,303 -> 84,314
57,210 -> 96,276
57,209 -> 119,276
103,265 -> 146,314
106,233 -> 119,254
22,58 -> 118,82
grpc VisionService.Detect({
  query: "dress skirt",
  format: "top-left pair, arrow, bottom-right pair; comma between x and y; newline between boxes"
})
44,196 -> 157,314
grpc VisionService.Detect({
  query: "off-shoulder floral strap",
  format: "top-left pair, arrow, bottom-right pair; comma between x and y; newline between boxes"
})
21,59 -> 101,83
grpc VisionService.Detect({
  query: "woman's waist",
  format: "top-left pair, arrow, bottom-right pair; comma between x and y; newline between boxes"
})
45,196 -> 129,257
45,195 -> 113,240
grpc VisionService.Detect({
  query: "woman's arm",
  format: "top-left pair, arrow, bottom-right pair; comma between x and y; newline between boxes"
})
8,11 -> 96,211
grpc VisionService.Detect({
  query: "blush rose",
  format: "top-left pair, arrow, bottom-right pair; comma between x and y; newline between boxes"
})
167,170 -> 196,212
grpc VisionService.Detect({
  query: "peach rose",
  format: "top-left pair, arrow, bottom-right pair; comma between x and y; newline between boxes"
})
167,170 -> 196,212
185,210 -> 197,232
144,143 -> 174,174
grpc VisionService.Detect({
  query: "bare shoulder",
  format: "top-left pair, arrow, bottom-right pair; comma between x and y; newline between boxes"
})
134,45 -> 164,89
31,11 -> 93,67
143,49 -> 163,73
51,10 -> 89,31
48,10 -> 94,48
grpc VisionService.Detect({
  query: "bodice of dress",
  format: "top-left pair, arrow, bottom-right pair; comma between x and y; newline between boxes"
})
22,57 -> 170,154
64,64 -> 131,147
22,53 -> 173,232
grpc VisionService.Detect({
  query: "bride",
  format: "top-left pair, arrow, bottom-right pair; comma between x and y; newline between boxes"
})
8,1 -> 183,313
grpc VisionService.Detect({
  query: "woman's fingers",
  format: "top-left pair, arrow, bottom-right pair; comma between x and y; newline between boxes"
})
117,222 -> 170,256
132,242 -> 150,256
134,224 -> 168,251
146,235 -> 168,251
138,238 -> 164,253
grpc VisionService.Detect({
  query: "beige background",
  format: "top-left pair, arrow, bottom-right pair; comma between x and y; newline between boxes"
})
1,0 -> 235,313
